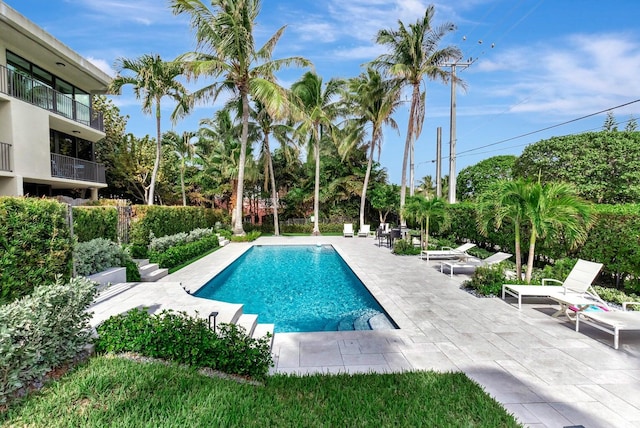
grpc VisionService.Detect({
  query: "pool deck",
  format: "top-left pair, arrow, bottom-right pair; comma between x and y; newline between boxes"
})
90,235 -> 640,428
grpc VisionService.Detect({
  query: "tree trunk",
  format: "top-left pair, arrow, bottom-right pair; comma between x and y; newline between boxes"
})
265,135 -> 280,236
312,125 -> 321,236
233,91 -> 249,236
180,156 -> 186,206
148,99 -> 162,206
400,84 -> 420,225
514,224 -> 522,280
525,231 -> 537,283
360,130 -> 377,227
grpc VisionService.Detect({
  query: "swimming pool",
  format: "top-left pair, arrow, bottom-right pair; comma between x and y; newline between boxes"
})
194,245 -> 397,333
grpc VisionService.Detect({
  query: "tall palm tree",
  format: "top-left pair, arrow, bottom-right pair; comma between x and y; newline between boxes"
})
478,179 -> 593,282
291,72 -> 345,235
403,194 -> 449,249
163,130 -> 196,206
171,0 -> 310,235
343,68 -> 401,227
373,5 -> 461,222
110,54 -> 188,205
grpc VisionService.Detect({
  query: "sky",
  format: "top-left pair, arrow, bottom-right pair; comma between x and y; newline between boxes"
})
6,0 -> 640,186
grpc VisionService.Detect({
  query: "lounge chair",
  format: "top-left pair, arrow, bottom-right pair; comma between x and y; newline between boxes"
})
357,224 -> 370,237
440,252 -> 512,278
575,302 -> 640,349
420,242 -> 476,262
343,223 -> 354,238
502,259 -> 603,310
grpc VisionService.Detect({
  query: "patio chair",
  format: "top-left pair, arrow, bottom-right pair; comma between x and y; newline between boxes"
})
440,252 -> 512,278
343,223 -> 354,238
420,242 -> 476,262
574,302 -> 640,349
357,224 -> 370,237
502,259 -> 603,310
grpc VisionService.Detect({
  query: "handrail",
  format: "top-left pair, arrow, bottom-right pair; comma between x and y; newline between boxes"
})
0,64 -> 104,132
50,153 -> 106,184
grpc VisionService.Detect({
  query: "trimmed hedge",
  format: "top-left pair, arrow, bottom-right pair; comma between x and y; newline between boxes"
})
0,277 -> 96,405
279,223 -> 346,234
129,206 -> 228,257
72,206 -> 118,242
149,234 -> 220,270
0,197 -> 73,304
94,308 -> 273,380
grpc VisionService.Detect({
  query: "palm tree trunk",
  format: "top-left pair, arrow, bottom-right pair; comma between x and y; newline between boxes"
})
525,231 -> 537,283
148,99 -> 162,206
400,85 -> 419,225
514,224 -> 522,280
265,135 -> 280,236
313,135 -> 320,235
233,91 -> 250,236
360,131 -> 377,227
180,157 -> 187,206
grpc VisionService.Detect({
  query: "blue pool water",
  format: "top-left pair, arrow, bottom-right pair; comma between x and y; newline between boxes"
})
194,245 -> 396,333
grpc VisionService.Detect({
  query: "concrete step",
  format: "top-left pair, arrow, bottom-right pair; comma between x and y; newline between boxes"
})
141,267 -> 168,282
139,262 -> 160,275
235,313 -> 258,337
252,323 -> 275,350
134,258 -> 150,267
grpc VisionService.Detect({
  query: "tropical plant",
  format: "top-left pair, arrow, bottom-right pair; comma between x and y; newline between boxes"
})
171,0 -> 310,235
290,71 -> 345,235
403,195 -> 449,249
369,183 -> 400,224
343,68 -> 401,227
456,155 -> 516,202
163,130 -> 196,206
373,5 -> 461,221
110,54 -> 189,205
477,179 -> 593,283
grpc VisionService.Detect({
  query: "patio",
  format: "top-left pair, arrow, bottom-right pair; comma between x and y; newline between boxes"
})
92,235 -> 640,427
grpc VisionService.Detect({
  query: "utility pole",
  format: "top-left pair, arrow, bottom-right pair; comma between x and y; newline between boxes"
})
436,127 -> 442,198
443,60 -> 471,203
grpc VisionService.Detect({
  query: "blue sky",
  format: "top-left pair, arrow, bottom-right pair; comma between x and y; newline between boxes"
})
7,0 -> 640,185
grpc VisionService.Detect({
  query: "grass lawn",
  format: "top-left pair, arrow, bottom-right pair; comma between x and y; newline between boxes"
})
1,356 -> 520,427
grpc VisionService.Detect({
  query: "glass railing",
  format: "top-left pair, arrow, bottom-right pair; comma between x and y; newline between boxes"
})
50,153 -> 106,183
0,64 -> 104,132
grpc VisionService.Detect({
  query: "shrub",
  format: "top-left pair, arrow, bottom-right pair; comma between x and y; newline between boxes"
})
593,286 -> 640,310
148,228 -> 215,253
94,308 -> 273,380
0,197 -> 73,303
72,206 -> 118,242
0,277 -> 96,404
463,263 -> 510,296
392,239 -> 421,256
230,230 -> 262,242
74,238 -> 140,282
149,235 -> 220,270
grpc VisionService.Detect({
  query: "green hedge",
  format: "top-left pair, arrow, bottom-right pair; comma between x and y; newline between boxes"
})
74,238 -> 140,282
280,223 -> 346,234
72,206 -> 118,242
129,206 -> 228,257
94,308 -> 273,380
149,234 -> 220,270
0,197 -> 73,304
0,277 -> 96,405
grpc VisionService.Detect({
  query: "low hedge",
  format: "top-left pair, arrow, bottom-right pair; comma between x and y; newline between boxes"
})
72,206 -> 118,242
94,308 -> 273,380
0,277 -> 96,405
74,238 -> 140,282
149,234 -> 220,270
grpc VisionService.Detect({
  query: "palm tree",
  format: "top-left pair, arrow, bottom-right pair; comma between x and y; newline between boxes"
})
290,72 -> 345,235
171,0 -> 310,235
373,5 -> 461,222
343,68 -> 401,228
478,179 -> 593,282
110,54 -> 188,205
416,175 -> 436,198
164,130 -> 196,206
403,195 -> 449,249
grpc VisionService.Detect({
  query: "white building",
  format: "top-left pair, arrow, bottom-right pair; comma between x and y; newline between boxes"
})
0,3 -> 111,200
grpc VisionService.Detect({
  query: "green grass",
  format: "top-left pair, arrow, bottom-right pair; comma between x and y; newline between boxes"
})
1,356 -> 520,427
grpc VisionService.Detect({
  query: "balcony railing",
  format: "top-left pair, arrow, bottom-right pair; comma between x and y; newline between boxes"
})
51,153 -> 106,184
0,64 -> 104,132
0,141 -> 11,172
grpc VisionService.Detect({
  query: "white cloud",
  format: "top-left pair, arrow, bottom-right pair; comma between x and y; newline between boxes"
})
87,57 -> 115,77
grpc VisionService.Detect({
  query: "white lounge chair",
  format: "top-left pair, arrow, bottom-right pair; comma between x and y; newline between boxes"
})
420,243 -> 476,262
440,252 -> 512,277
502,259 -> 603,310
575,302 -> 640,349
357,224 -> 370,237
343,223 -> 354,238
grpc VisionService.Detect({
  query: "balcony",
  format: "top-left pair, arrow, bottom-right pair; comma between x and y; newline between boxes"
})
0,141 -> 11,172
0,64 -> 104,132
51,153 -> 106,184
